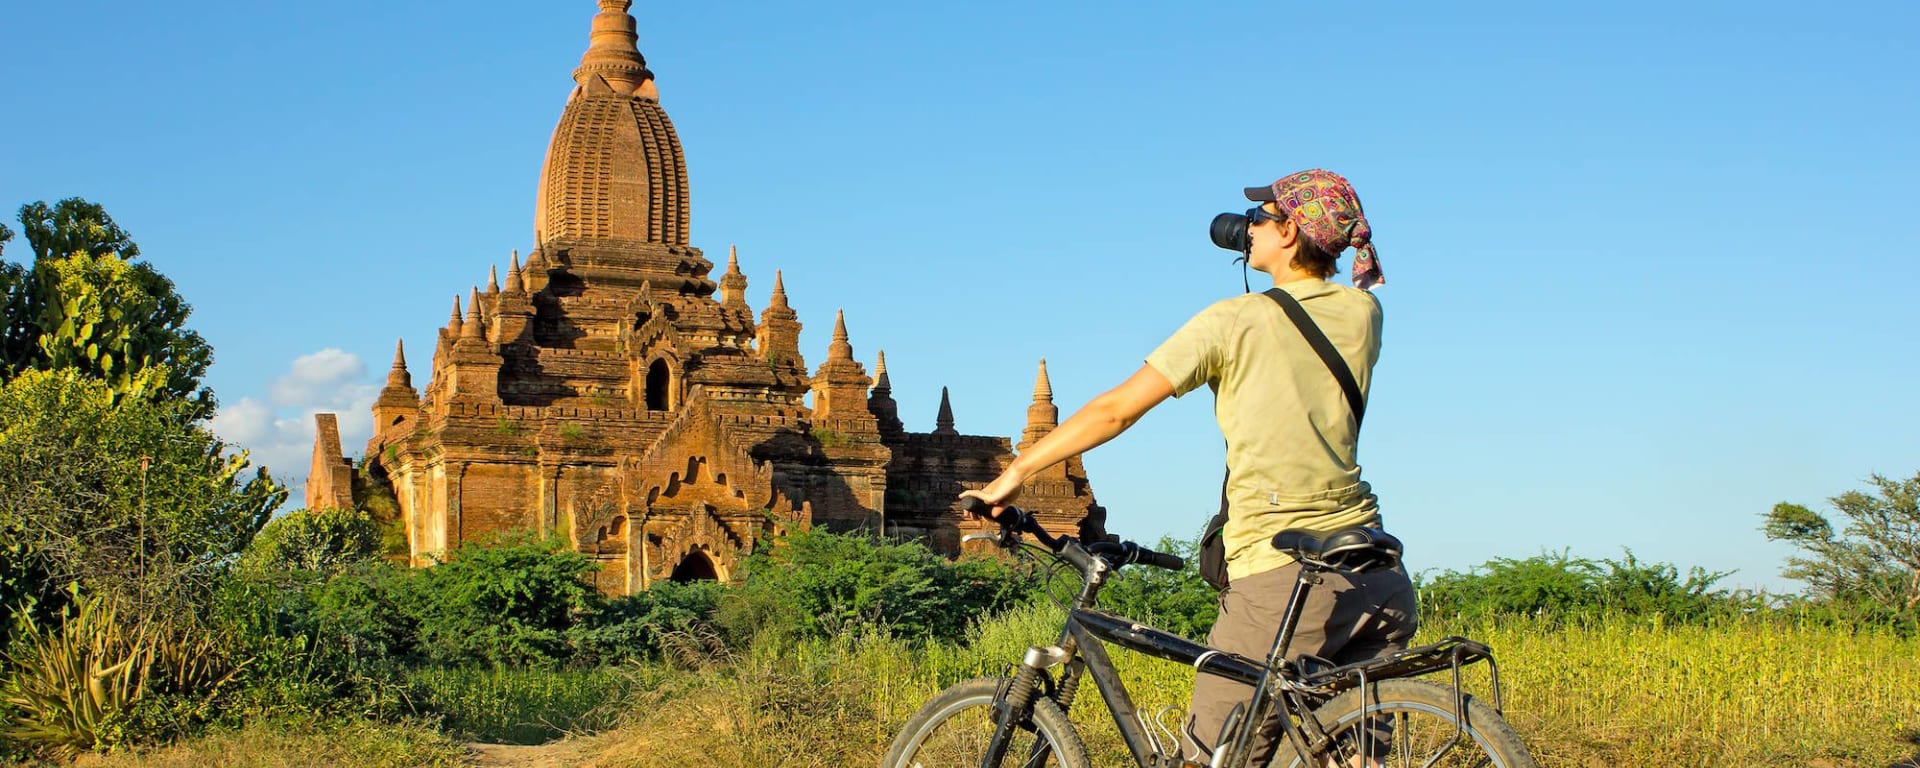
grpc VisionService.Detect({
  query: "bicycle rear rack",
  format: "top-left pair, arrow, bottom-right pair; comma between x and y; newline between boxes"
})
1287,635 -> 1505,765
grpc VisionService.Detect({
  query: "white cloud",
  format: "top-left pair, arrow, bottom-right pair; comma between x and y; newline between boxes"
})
211,349 -> 381,508
269,348 -> 372,409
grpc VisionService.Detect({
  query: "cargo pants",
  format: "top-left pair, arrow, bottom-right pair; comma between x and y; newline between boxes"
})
1182,561 -> 1418,765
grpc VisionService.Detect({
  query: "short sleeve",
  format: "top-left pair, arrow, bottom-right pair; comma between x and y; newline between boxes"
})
1145,303 -> 1230,398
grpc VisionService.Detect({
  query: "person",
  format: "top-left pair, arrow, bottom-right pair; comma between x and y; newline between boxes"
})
959,169 -> 1414,767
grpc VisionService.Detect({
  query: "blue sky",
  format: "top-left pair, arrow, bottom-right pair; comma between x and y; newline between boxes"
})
3,1 -> 1916,592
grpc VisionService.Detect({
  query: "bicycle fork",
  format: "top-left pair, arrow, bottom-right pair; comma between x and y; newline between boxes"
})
981,644 -> 1072,768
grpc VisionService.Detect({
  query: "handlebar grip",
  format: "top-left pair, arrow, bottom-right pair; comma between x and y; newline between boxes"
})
1136,548 -> 1186,572
958,496 -> 990,515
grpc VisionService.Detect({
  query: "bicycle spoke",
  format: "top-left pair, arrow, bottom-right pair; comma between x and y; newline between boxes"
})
1324,702 -> 1500,768
904,702 -> 1065,767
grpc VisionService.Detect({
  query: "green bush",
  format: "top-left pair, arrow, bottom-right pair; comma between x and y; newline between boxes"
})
0,369 -> 285,626
240,507 -> 381,576
1,589 -> 239,757
396,533 -> 602,667
1417,550 -> 1751,622
570,580 -> 725,664
715,529 -> 1038,649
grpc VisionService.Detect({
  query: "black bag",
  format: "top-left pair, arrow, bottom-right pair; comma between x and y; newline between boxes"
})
1198,288 -> 1368,591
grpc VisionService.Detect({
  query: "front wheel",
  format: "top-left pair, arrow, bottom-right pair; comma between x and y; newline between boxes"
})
1275,679 -> 1537,768
881,677 -> 1091,768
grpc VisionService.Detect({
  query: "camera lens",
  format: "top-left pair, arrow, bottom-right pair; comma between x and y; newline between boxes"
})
1210,212 -> 1250,253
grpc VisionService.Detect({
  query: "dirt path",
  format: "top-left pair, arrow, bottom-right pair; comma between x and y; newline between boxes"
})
467,741 -> 592,768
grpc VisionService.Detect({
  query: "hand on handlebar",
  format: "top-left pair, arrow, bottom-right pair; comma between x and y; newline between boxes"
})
957,488 -> 1017,523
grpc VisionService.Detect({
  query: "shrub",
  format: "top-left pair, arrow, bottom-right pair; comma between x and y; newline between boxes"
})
1,589 -> 238,757
240,507 -> 381,576
0,370 -> 285,630
396,533 -> 602,667
570,580 -> 725,664
715,529 -> 1037,648
1418,550 -> 1747,622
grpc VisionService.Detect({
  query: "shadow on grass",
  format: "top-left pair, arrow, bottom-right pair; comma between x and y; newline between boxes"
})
1888,731 -> 1920,768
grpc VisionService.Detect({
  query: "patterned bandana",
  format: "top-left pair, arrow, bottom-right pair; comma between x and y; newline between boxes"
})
1245,169 -> 1383,290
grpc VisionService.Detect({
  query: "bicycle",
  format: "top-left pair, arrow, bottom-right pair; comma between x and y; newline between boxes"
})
881,498 -> 1536,768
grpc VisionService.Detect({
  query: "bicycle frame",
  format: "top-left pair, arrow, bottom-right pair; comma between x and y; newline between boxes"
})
952,504 -> 1505,768
980,555 -> 1505,768
1026,569 -> 1339,768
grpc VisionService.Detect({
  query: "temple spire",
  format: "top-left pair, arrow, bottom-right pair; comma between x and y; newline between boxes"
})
720,244 -> 748,308
487,265 -> 500,294
867,349 -> 902,437
1022,358 -> 1059,446
758,269 -> 804,372
461,287 -> 483,339
769,269 -> 791,310
574,0 -> 656,98
505,250 -> 524,294
448,295 -> 464,336
387,339 -> 411,388
828,309 -> 853,361
934,387 -> 958,435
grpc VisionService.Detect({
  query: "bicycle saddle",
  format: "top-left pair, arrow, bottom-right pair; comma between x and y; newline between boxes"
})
1270,527 -> 1403,573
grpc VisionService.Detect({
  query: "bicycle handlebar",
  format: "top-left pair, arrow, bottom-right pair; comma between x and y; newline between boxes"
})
957,497 -> 1185,573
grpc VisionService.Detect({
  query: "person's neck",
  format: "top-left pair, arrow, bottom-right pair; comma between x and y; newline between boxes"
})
1270,267 -> 1324,288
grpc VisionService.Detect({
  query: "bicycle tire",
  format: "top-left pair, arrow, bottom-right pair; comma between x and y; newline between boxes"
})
1274,678 -> 1536,768
881,677 -> 1092,768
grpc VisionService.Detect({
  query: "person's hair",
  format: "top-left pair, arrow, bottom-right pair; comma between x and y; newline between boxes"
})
1290,232 -> 1339,279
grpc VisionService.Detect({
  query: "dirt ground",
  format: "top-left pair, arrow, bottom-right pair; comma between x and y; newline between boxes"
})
468,742 -> 592,768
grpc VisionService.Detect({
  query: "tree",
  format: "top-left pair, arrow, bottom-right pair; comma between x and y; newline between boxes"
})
0,370 -> 286,638
15,199 -> 140,262
0,199 -> 213,413
1765,472 -> 1920,612
238,507 -> 382,576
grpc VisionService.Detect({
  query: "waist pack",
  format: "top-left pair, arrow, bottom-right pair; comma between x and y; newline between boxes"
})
1199,287 -> 1367,591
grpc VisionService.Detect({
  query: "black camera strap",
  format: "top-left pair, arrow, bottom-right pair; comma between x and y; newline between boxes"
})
1262,287 -> 1365,428
1201,287 -> 1369,591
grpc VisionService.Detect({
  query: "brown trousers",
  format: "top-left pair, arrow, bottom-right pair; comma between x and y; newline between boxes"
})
1182,561 -> 1418,765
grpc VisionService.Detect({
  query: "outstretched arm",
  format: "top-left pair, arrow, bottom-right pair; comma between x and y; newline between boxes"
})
962,364 -> 1175,513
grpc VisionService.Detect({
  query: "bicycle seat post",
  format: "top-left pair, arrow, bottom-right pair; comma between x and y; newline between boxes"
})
1268,564 -> 1325,667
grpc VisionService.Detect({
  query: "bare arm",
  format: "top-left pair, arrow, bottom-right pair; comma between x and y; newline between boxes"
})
962,364 -> 1175,513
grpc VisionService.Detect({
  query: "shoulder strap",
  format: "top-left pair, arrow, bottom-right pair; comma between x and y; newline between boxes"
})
1262,287 -> 1366,428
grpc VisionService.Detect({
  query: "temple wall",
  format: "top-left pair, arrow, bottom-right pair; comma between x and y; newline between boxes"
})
456,462 -> 539,543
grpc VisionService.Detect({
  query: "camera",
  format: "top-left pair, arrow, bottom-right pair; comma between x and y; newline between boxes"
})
1210,212 -> 1251,253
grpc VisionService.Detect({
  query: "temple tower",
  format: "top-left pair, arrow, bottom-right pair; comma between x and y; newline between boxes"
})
313,2 -> 1104,592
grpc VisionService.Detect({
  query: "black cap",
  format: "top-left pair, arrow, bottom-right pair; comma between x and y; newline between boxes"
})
1243,185 -> 1278,202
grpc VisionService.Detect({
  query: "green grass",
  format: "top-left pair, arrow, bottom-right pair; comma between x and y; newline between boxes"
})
30,718 -> 466,768
575,606 -> 1920,767
405,665 -> 641,745
29,608 -> 1917,767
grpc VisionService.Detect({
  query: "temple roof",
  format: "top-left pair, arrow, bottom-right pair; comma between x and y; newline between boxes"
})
535,0 -> 688,247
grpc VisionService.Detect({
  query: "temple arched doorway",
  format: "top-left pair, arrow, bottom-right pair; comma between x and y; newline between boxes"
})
669,549 -> 719,583
645,359 -> 672,411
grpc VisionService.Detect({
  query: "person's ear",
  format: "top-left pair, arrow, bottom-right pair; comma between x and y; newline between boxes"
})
1277,219 -> 1301,250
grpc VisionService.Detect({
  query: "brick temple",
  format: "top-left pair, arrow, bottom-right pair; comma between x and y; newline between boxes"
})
306,0 -> 1105,594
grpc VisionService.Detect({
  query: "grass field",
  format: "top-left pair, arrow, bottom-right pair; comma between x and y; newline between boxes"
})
31,606 -> 1920,767
577,605 -> 1920,768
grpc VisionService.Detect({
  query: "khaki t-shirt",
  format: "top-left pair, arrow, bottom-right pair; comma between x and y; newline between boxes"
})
1146,279 -> 1383,580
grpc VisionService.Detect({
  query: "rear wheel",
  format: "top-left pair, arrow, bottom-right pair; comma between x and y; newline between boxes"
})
882,677 -> 1091,768
1275,679 -> 1536,768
